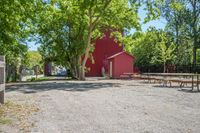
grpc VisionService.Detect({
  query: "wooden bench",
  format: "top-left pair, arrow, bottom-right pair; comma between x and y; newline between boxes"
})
141,73 -> 200,91
179,80 -> 200,91
120,73 -> 140,79
120,74 -> 131,79
165,79 -> 182,87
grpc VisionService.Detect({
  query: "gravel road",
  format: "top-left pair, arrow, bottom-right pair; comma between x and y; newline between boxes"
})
4,79 -> 200,133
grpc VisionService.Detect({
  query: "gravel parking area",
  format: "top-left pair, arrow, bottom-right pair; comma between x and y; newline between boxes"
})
3,79 -> 200,133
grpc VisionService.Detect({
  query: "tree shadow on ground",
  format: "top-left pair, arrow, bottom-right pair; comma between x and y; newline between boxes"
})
126,84 -> 143,87
5,81 -> 122,94
178,88 -> 200,93
138,81 -> 154,84
152,85 -> 200,93
152,85 -> 181,88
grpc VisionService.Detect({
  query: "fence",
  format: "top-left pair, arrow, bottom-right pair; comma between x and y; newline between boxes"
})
139,64 -> 200,74
0,56 -> 5,104
176,65 -> 200,73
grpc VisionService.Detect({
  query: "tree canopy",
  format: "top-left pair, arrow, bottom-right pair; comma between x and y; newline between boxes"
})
161,0 -> 200,68
1,0 -> 199,79
36,0 -> 162,79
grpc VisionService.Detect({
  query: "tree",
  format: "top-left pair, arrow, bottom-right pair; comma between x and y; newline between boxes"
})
161,0 -> 200,69
77,0 -> 142,80
27,51 -> 42,69
184,0 -> 200,69
197,49 -> 200,64
151,33 -> 176,72
0,0 -> 37,81
37,0 -> 162,80
37,0 -> 140,80
160,0 -> 186,45
126,28 -> 177,72
126,28 -> 161,67
36,0 -> 90,79
0,0 -> 36,62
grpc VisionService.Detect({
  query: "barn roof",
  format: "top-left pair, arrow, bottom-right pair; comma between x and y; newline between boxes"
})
107,51 -> 134,59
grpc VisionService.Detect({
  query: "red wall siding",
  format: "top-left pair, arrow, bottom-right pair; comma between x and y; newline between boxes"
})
86,31 -> 123,76
111,53 -> 134,78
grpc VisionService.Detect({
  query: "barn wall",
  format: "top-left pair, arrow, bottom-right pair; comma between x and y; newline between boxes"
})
112,54 -> 133,78
86,31 -> 123,77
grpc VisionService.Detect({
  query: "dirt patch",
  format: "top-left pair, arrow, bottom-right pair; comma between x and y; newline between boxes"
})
0,101 -> 39,132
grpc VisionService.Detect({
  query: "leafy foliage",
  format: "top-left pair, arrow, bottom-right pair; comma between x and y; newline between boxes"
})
126,28 -> 161,67
27,51 -> 42,69
0,0 -> 39,81
37,0 -> 161,79
126,28 -> 176,72
151,33 -> 176,72
0,0 -> 36,65
161,0 -> 200,67
2,0 -> 198,77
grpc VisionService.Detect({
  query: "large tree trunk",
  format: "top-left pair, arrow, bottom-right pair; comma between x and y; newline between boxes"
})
175,13 -> 179,45
79,65 -> 85,80
80,46 -> 90,80
193,46 -> 197,72
77,1 -> 112,80
70,56 -> 81,79
191,0 -> 198,72
79,8 -> 93,80
79,30 -> 92,80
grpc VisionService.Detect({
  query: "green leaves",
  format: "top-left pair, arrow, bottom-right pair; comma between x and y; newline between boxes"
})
151,33 -> 176,65
126,28 -> 176,68
169,1 -> 184,12
26,51 -> 42,69
161,0 -> 200,66
1,0 -> 172,78
36,0 -> 149,78
0,0 -> 37,65
150,33 -> 176,72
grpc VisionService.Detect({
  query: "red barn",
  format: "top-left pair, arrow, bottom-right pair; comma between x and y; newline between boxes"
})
107,52 -> 135,78
44,30 -> 138,77
86,31 -> 138,77
86,31 -> 123,76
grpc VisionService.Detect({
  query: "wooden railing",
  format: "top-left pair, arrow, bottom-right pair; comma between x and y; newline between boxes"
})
0,56 -> 5,104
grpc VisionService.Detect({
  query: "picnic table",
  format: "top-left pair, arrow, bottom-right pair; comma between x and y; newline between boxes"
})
121,73 -> 143,79
122,73 -> 135,78
142,73 -> 200,91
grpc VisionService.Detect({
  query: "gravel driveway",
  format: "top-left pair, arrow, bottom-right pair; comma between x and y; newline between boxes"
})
4,79 -> 200,133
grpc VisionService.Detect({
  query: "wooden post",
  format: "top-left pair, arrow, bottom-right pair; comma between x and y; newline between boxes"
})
197,74 -> 199,92
34,65 -> 39,79
36,65 -> 39,79
0,56 -> 5,104
192,75 -> 194,91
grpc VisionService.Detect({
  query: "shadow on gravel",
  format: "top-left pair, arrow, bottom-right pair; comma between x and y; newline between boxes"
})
178,89 -> 200,93
152,85 -> 200,93
5,82 -> 121,94
152,85 -> 181,88
126,84 -> 143,87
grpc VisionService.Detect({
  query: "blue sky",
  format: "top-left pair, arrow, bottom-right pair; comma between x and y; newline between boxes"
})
139,7 -> 167,31
28,8 -> 167,51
